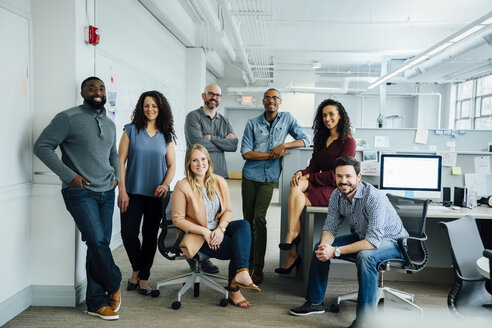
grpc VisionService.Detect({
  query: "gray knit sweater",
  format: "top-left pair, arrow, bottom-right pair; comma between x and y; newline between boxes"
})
33,102 -> 119,192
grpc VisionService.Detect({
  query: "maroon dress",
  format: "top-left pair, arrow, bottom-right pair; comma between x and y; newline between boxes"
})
300,135 -> 356,206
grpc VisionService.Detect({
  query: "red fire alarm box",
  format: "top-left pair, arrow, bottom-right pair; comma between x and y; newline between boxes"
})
85,25 -> 100,46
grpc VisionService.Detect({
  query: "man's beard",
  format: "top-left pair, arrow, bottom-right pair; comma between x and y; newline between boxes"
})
86,96 -> 107,109
338,183 -> 357,196
204,99 -> 218,110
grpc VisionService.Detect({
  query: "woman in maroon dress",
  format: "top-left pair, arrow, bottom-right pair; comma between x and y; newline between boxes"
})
275,99 -> 356,274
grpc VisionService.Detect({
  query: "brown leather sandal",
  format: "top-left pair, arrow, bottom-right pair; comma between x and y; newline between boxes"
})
230,268 -> 261,292
228,298 -> 251,308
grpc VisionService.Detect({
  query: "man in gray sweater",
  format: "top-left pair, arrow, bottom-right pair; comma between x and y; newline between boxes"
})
33,77 -> 122,320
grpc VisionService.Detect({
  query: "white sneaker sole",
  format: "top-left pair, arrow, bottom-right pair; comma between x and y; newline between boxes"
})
289,309 -> 325,316
87,311 -> 119,320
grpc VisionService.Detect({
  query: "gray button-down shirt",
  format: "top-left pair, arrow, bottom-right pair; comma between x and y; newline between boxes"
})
323,181 -> 408,248
185,107 -> 238,178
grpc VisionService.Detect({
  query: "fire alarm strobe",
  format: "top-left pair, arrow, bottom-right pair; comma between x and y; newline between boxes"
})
85,25 -> 100,46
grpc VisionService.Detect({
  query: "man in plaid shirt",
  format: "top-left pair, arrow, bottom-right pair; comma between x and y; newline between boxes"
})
290,156 -> 408,328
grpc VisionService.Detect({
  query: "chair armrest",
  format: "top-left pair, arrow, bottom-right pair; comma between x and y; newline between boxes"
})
397,233 -> 428,265
484,249 -> 492,259
455,269 -> 486,282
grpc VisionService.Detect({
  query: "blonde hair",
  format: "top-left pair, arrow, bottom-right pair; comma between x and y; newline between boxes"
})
184,144 -> 217,199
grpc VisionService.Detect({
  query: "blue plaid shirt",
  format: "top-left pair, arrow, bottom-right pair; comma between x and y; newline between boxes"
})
323,181 -> 408,248
241,112 -> 310,183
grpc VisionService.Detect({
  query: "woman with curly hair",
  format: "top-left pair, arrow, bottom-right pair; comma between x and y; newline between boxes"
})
275,99 -> 356,274
172,144 -> 259,308
118,90 -> 176,296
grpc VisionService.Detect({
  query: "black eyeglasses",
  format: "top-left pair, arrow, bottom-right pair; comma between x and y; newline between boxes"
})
207,92 -> 222,99
264,96 -> 280,101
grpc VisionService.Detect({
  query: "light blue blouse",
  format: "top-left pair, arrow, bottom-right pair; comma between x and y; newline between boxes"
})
124,124 -> 169,197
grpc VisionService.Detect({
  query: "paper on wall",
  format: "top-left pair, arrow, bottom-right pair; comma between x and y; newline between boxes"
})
451,166 -> 462,175
415,129 -> 428,144
446,141 -> 456,150
474,156 -> 491,174
464,173 -> 488,197
374,136 -> 390,148
437,151 -> 457,167
361,161 -> 380,176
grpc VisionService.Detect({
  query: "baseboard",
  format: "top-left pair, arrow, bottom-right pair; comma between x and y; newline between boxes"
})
0,286 -> 31,327
31,285 -> 77,307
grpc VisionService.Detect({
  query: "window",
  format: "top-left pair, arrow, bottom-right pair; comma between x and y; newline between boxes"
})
454,75 -> 492,130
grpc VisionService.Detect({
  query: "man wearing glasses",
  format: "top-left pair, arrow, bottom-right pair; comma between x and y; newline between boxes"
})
184,83 -> 238,274
241,88 -> 310,284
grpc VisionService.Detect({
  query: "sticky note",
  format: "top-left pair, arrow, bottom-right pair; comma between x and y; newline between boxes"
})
404,191 -> 415,198
451,166 -> 462,175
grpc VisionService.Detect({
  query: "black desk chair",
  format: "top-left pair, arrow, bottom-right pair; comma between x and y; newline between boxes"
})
331,194 -> 430,314
155,192 -> 228,310
440,216 -> 491,315
484,249 -> 492,295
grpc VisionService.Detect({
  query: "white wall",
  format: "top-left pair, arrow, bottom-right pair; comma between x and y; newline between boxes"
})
1,0 -> 197,325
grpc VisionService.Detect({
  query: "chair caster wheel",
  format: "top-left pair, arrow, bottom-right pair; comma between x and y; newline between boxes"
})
330,303 -> 340,313
150,289 -> 160,298
219,298 -> 228,307
171,301 -> 181,310
194,282 -> 200,297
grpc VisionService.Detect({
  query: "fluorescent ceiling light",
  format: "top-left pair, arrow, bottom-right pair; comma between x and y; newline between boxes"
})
450,25 -> 485,43
426,42 -> 453,56
481,17 -> 492,25
367,11 -> 492,90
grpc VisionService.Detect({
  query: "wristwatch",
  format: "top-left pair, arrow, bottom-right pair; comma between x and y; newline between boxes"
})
219,225 -> 226,233
334,247 -> 341,258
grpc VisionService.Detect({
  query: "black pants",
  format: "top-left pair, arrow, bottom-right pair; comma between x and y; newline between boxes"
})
120,193 -> 162,280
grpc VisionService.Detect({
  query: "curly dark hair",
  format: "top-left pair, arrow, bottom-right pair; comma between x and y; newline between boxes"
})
312,99 -> 351,152
131,90 -> 176,144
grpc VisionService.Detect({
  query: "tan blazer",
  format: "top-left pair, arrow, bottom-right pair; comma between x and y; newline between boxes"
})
171,175 -> 232,258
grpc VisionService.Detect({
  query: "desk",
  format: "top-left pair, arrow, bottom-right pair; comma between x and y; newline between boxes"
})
300,205 -> 492,287
477,257 -> 490,279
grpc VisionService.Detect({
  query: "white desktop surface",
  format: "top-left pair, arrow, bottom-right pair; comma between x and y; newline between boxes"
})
476,257 -> 490,279
305,204 -> 492,220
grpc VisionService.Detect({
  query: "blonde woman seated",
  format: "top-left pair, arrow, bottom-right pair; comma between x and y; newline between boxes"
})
172,144 -> 260,307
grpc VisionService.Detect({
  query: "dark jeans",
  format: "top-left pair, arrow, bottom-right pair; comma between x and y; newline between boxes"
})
199,220 -> 251,285
120,193 -> 162,280
241,178 -> 274,272
306,233 -> 403,318
61,187 -> 121,312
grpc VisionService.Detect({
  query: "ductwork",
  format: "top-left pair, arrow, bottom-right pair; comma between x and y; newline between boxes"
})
217,0 -> 255,84
404,29 -> 492,79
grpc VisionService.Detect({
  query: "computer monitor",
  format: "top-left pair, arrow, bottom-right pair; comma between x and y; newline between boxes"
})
380,154 -> 442,199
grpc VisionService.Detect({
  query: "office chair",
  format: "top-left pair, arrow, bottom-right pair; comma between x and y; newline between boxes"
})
156,218 -> 229,309
484,249 -> 492,295
439,215 -> 491,315
330,194 -> 430,314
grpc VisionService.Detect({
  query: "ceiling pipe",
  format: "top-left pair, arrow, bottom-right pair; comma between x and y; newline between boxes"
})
217,0 -> 255,84
194,0 -> 237,61
226,86 -> 366,95
404,29 -> 492,79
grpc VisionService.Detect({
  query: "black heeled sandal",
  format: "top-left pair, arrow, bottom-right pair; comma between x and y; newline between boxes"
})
279,234 -> 301,250
127,280 -> 139,291
274,256 -> 301,274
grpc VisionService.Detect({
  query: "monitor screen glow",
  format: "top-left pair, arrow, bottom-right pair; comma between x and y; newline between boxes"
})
380,155 -> 442,191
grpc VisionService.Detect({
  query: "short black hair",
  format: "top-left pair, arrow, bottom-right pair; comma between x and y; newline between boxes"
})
264,88 -> 281,98
81,76 -> 104,90
334,156 -> 360,175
